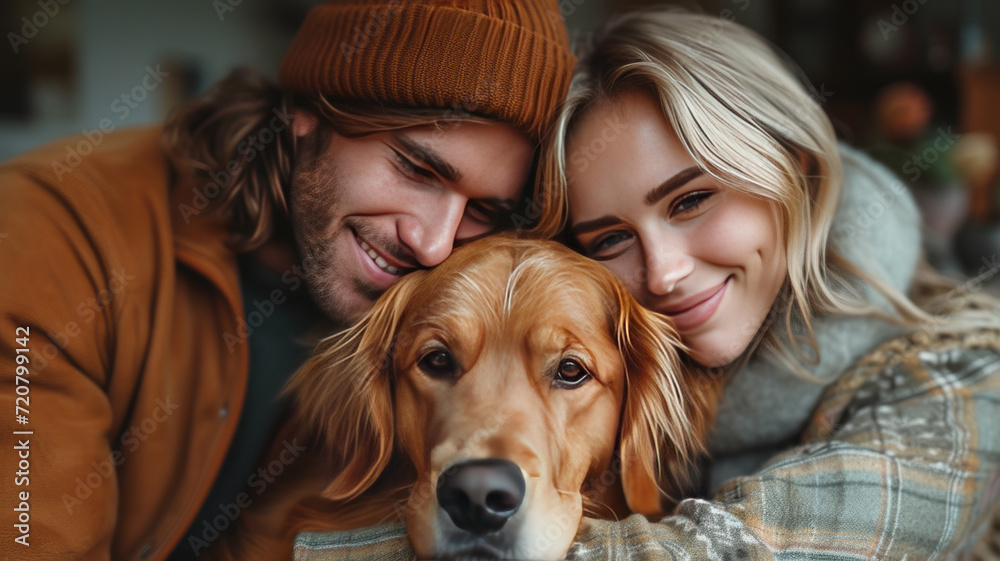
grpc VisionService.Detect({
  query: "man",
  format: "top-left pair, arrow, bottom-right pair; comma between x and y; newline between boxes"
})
0,1 -> 573,559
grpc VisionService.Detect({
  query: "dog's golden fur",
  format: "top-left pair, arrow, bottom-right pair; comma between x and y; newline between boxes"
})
285,235 -> 722,559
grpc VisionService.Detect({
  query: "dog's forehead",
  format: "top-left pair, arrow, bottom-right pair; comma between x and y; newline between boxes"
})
413,243 -> 617,323
393,242 -> 626,366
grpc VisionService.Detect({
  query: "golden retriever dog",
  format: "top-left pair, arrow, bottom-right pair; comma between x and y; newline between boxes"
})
286,235 -> 722,560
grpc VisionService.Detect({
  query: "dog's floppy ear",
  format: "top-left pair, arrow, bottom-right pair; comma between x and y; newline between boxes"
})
285,272 -> 426,502
615,290 -> 722,516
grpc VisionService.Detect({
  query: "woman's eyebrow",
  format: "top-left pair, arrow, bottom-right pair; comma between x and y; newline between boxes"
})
570,215 -> 622,236
644,166 -> 703,206
570,166 -> 704,236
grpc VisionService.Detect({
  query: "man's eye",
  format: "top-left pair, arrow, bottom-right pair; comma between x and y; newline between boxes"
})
585,231 -> 633,259
466,202 -> 511,227
553,358 -> 591,389
393,150 -> 434,179
418,349 -> 459,378
671,191 -> 714,216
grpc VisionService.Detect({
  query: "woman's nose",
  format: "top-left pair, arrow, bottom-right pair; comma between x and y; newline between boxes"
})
644,242 -> 694,296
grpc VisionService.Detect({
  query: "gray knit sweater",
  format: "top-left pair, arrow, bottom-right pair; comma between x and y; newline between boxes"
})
706,144 -> 922,489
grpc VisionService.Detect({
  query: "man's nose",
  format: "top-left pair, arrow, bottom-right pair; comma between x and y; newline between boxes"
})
397,194 -> 466,267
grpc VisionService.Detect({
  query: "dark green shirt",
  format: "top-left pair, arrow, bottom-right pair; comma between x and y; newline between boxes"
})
169,253 -> 326,560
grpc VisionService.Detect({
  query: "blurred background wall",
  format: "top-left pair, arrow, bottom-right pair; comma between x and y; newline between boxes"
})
2,0 -> 999,275
0,0 -> 299,161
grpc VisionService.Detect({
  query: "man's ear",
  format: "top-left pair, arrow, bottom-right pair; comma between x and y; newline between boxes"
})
292,107 -> 319,138
284,271 -> 426,501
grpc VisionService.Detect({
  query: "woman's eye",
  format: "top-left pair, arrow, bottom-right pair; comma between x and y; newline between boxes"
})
418,349 -> 458,378
672,191 -> 714,216
586,231 -> 633,259
554,358 -> 591,389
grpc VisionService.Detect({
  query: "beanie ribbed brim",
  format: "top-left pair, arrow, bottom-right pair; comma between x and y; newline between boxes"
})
280,3 -> 574,140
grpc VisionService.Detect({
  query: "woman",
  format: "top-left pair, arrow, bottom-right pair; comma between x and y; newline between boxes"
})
536,7 -> 1000,559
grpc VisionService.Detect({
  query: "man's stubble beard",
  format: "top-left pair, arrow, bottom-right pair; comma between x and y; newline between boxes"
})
289,141 -> 380,328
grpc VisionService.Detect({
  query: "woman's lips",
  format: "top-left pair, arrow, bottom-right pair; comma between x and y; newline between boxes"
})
663,277 -> 730,331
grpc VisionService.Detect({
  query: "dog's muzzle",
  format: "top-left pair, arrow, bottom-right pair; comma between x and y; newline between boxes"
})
436,459 -> 526,535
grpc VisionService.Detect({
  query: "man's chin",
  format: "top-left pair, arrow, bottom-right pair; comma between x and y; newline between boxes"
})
303,279 -> 377,329
324,296 -> 377,329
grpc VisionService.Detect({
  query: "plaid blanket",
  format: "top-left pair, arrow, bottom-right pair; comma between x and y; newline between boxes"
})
294,329 -> 1000,560
295,525 -> 413,561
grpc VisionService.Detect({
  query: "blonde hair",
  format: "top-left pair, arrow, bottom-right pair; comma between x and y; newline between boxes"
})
537,8 -> 979,374
162,67 -> 524,251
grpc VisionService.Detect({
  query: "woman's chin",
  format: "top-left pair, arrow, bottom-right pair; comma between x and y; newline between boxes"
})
686,335 -> 750,369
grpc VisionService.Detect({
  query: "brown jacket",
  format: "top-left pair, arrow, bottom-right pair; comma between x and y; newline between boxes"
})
0,127 -> 323,560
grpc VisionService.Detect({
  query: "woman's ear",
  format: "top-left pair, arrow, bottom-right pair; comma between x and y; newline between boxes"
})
284,272 -> 426,501
615,291 -> 723,516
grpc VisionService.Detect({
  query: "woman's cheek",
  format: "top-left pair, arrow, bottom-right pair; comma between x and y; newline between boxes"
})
616,253 -> 648,299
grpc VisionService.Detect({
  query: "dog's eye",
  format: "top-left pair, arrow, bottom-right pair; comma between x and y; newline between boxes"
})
554,358 -> 591,388
418,349 -> 458,378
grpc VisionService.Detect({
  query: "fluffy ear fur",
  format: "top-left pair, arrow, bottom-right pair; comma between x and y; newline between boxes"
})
284,272 -> 426,502
615,289 -> 724,516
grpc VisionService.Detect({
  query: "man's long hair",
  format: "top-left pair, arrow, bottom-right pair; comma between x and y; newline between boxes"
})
161,67 -> 496,252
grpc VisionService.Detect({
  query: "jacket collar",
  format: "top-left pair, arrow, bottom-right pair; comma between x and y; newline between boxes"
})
168,161 -> 243,321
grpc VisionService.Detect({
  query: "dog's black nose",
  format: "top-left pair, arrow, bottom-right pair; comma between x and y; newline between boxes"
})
436,459 -> 526,534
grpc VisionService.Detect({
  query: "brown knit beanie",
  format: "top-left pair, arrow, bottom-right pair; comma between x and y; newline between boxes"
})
279,0 -> 574,141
